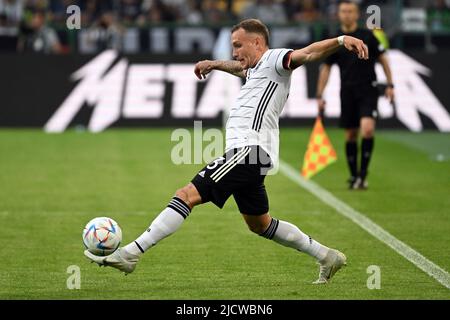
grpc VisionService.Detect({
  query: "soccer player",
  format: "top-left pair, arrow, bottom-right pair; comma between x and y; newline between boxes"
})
316,0 -> 395,189
85,19 -> 369,284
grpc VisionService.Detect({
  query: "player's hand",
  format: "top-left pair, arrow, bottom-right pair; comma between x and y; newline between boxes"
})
317,98 -> 326,117
194,60 -> 215,80
343,36 -> 369,60
385,86 -> 395,103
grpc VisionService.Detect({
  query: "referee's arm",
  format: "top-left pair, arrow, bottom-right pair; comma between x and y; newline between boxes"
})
378,53 -> 395,102
316,63 -> 332,113
288,36 -> 368,69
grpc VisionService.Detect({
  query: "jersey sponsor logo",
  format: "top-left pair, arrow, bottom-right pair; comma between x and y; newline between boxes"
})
198,170 -> 205,178
45,50 -> 450,132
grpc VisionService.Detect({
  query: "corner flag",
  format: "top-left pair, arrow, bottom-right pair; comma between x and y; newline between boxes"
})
301,117 -> 337,179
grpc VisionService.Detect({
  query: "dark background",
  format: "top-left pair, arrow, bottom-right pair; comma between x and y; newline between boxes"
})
1,50 -> 449,130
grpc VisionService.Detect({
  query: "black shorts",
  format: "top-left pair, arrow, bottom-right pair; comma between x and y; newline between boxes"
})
340,84 -> 378,129
191,145 -> 273,216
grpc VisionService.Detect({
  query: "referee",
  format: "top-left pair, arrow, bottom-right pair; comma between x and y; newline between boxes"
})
316,0 -> 394,189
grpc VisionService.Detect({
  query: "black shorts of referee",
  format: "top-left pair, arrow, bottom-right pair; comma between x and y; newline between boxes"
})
340,82 -> 379,128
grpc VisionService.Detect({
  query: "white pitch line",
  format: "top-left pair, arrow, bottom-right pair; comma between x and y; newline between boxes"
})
279,159 -> 450,290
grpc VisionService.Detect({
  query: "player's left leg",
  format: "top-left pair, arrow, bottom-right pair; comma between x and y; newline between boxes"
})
242,213 -> 329,261
358,116 -> 376,189
242,213 -> 346,284
235,180 -> 345,284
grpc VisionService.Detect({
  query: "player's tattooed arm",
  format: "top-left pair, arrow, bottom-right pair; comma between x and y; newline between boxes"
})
289,36 -> 369,69
194,60 -> 246,79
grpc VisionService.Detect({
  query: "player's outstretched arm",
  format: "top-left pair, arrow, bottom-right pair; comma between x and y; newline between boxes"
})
194,60 -> 246,80
289,36 -> 369,69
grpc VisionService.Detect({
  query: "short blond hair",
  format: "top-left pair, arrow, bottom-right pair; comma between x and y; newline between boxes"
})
231,19 -> 270,46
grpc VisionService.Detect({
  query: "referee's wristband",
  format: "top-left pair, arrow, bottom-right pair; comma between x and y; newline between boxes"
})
337,35 -> 345,46
387,83 -> 394,88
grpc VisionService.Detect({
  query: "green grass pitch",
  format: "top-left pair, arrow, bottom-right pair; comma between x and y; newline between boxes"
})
0,128 -> 449,299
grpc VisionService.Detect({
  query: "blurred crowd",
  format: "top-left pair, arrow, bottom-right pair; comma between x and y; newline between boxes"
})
0,0 -> 449,53
2,0 -> 449,27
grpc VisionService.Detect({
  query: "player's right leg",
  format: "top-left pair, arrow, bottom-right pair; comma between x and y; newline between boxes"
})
241,212 -> 346,284
84,183 -> 202,274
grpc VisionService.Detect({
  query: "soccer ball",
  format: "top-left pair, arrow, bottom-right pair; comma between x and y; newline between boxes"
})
82,217 -> 122,256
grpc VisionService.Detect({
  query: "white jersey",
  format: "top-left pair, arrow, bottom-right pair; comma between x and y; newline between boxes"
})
225,48 -> 293,168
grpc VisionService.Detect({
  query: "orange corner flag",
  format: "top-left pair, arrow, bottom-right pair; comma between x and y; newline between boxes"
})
301,118 -> 337,179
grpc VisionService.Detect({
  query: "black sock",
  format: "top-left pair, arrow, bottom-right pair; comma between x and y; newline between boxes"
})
345,141 -> 358,179
360,138 -> 374,180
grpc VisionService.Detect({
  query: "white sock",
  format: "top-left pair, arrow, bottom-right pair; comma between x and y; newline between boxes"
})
123,197 -> 190,255
260,218 -> 329,261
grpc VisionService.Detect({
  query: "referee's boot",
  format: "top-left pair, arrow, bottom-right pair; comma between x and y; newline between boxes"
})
313,249 -> 347,284
84,247 -> 140,274
354,176 -> 369,190
347,176 -> 358,189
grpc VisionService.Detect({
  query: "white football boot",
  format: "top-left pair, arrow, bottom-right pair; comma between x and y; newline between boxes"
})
313,249 -> 347,284
84,248 -> 140,274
